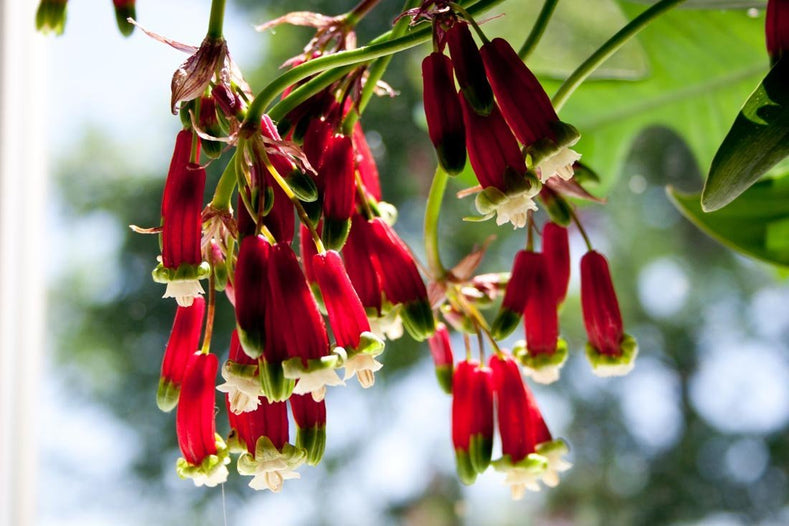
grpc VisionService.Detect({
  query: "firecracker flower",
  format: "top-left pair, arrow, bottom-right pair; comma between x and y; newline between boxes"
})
152,130 -> 210,307
767,0 -> 789,65
427,323 -> 454,394
312,250 -> 385,388
452,360 -> 494,484
217,330 -> 263,414
157,296 -> 206,412
542,222 -> 571,306
446,21 -> 494,115
290,393 -> 327,466
234,235 -> 270,359
353,123 -> 383,201
491,250 -> 533,339
422,51 -> 467,174
318,133 -> 356,249
580,250 -> 638,377
175,353 -> 230,487
480,37 -> 581,183
230,398 -> 307,492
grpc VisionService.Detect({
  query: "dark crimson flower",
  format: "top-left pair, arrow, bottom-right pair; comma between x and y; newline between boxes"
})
342,214 -> 383,315
152,130 -> 209,307
460,97 -> 540,229
112,0 -> 135,37
212,84 -> 244,119
452,360 -> 494,484
491,250 -> 533,339
217,330 -> 262,414
234,235 -> 270,359
319,133 -> 356,249
231,397 -> 306,492
446,22 -> 494,115
427,323 -> 454,394
312,250 -> 384,388
157,297 -> 205,412
542,222 -> 571,305
260,115 -> 298,245
290,393 -> 327,465
36,0 -> 68,35
267,243 -> 342,401
175,353 -> 230,486
198,95 -> 223,159
480,38 -> 581,183
489,353 -> 570,498
353,123 -> 382,201
580,251 -> 638,376
767,0 -> 789,64
422,52 -> 467,174
367,218 -> 436,341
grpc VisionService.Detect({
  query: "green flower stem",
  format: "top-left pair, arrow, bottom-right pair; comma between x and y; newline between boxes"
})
342,0 -> 421,136
518,0 -> 559,60
210,156 -> 238,211
345,0 -> 383,27
269,66 -> 353,123
200,263 -> 216,355
242,0 -> 506,130
207,0 -> 226,39
551,0 -> 686,112
424,165 -> 449,279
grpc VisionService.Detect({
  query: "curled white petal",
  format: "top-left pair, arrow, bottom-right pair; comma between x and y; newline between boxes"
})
503,467 -> 543,500
190,464 -> 229,488
537,147 -> 581,183
492,193 -> 538,229
163,279 -> 205,307
216,365 -> 262,414
522,363 -> 561,385
368,310 -> 404,341
286,367 -> 344,398
343,354 -> 384,388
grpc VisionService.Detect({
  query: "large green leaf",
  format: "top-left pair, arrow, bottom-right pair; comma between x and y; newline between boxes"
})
538,3 -> 767,192
668,177 -> 789,267
701,58 -> 789,211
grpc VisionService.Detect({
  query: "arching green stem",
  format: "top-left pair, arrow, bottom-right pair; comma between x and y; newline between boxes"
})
424,165 -> 449,279
207,0 -> 226,39
518,0 -> 559,60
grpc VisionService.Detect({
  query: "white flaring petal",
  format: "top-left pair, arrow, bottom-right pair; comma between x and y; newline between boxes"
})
163,279 -> 205,307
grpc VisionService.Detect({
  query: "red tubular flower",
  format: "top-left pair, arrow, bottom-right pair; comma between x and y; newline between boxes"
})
290,393 -> 327,465
299,223 -> 320,284
267,243 -> 342,401
452,361 -> 493,484
342,214 -> 383,314
153,131 -> 209,307
303,117 -> 334,186
320,133 -> 356,249
157,297 -> 206,412
367,218 -> 435,341
580,251 -> 638,376
353,123 -> 382,201
446,22 -> 494,115
234,235 -> 270,359
175,353 -> 230,486
460,97 -> 540,229
112,0 -> 135,37
767,0 -> 789,64
480,37 -> 581,183
231,397 -> 306,492
422,52 -> 467,175
217,330 -> 262,414
312,250 -> 385,388
427,323 -> 454,394
491,250 -> 533,339
542,222 -> 570,306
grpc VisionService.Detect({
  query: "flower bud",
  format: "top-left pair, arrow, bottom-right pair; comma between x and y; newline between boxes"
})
427,323 -> 454,394
320,134 -> 356,249
353,123 -> 382,201
446,22 -> 494,115
112,0 -> 135,37
452,361 -> 494,483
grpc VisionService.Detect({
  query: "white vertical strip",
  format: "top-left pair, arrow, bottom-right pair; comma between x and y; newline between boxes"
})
0,2 -> 47,525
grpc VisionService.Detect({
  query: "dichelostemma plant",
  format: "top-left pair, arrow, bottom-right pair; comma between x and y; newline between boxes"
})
44,0 -> 783,501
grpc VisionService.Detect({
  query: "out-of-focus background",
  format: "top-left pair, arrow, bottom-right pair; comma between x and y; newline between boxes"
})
3,0 -> 789,524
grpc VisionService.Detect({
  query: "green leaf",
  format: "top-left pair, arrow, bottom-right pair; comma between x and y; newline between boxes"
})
667,177 -> 789,267
630,0 -> 765,8
701,58 -> 789,211
540,4 -> 767,192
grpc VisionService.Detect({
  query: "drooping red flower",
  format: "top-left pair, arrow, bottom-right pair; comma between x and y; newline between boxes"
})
427,322 -> 454,394
290,393 -> 327,465
452,360 -> 493,484
175,353 -> 229,487
491,250 -> 533,339
342,214 -> 383,314
580,250 -> 638,376
234,235 -> 270,359
153,130 -> 209,307
319,133 -> 356,249
767,0 -> 789,64
422,52 -> 467,174
353,122 -> 382,201
157,297 -> 206,412
542,222 -> 571,306
446,22 -> 494,115
523,253 -> 559,356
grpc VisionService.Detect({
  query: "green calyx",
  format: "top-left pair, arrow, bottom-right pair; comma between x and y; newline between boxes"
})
284,170 -> 319,202
536,438 -> 569,459
469,433 -> 493,474
321,217 -> 352,251
236,324 -> 265,359
113,5 -> 136,37
437,135 -> 467,176
156,378 -> 180,413
175,434 -> 231,486
237,436 -> 307,478
526,121 -> 580,168
539,191 -> 573,227
36,1 -> 67,36
296,426 -> 326,466
434,364 -> 453,395
400,300 -> 436,341
585,333 -> 638,377
455,450 -> 477,485
152,261 -> 210,284
259,359 -> 295,402
491,308 -> 522,340
514,337 -> 569,371
492,452 -> 548,474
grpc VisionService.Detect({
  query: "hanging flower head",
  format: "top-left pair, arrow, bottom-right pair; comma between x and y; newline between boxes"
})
452,360 -> 494,484
157,297 -> 206,412
580,251 -> 638,376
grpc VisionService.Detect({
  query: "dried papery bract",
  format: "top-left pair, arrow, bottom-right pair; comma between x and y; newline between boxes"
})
171,36 -> 228,114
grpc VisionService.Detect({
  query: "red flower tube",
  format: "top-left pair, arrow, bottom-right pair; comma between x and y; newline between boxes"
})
491,250 -> 533,339
767,0 -> 789,64
153,131 -> 209,307
175,353 -> 230,486
290,393 -> 327,465
480,38 -> 581,183
353,123 -> 382,201
234,235 -> 270,359
446,22 -> 494,115
452,360 -> 493,484
542,222 -> 571,306
312,250 -> 385,388
320,133 -> 356,249
157,297 -> 206,412
427,323 -> 454,394
267,243 -> 342,402
580,251 -> 638,376
422,52 -> 467,174
342,214 -> 383,314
